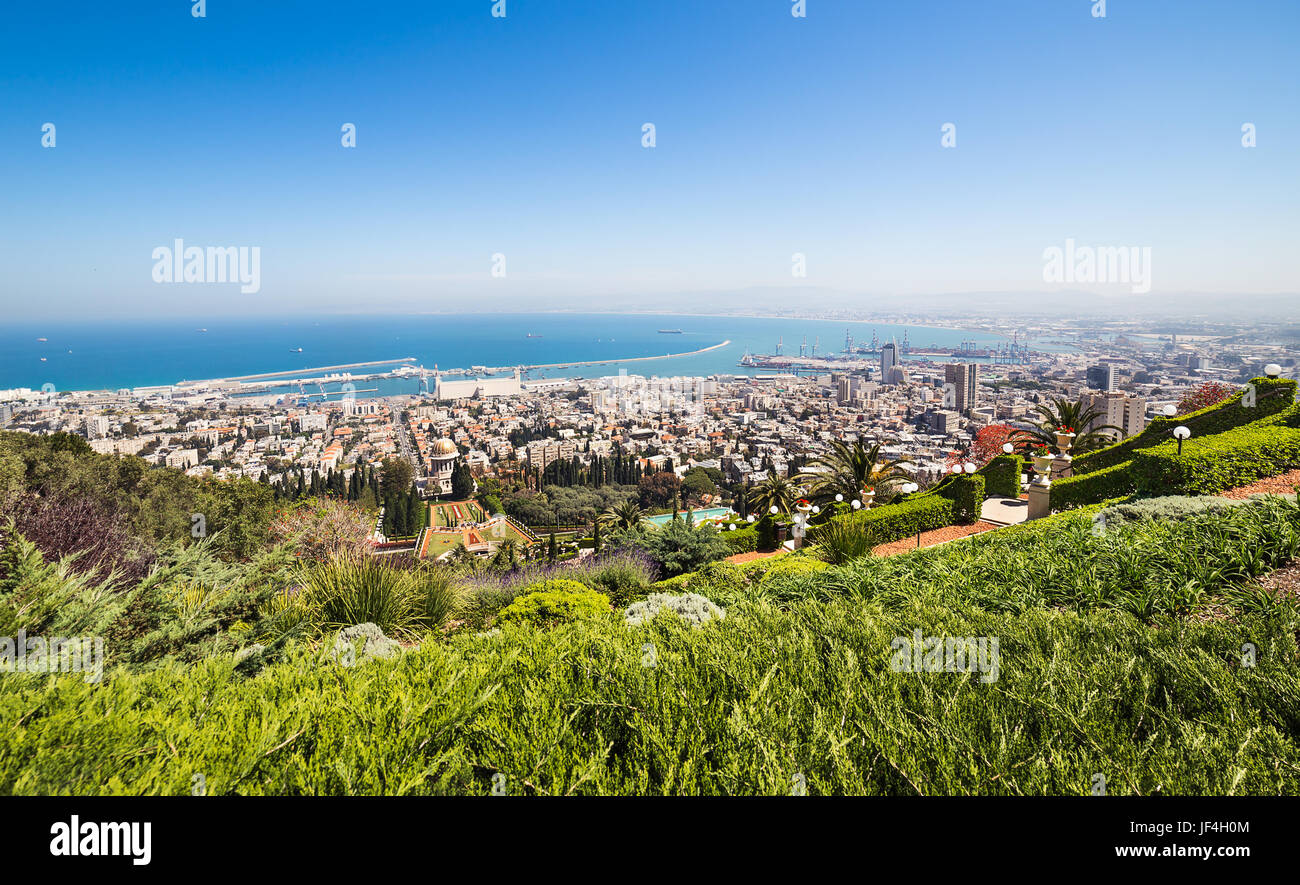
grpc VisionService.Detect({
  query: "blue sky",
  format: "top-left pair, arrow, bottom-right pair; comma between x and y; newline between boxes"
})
1,0 -> 1296,319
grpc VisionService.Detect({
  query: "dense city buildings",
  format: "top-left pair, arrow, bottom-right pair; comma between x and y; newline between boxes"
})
4,313 -> 1293,510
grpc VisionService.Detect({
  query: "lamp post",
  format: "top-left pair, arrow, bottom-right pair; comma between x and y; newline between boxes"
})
1264,364 -> 1282,379
1173,425 -> 1191,457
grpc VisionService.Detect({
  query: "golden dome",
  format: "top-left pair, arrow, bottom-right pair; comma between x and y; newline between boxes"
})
432,438 -> 458,456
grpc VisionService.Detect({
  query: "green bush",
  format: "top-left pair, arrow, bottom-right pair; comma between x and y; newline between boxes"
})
624,592 -> 725,627
4,591 -> 1298,796
1050,461 -> 1136,510
934,474 -> 985,524
1099,495 -> 1247,524
494,580 -> 611,628
977,455 -> 1021,498
758,554 -> 829,584
835,494 -> 956,549
1131,425 -> 1300,496
720,525 -> 758,554
1073,376 -> 1297,474
811,518 -> 875,564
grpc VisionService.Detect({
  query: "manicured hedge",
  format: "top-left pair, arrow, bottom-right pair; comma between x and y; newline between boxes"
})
1131,424 -> 1300,496
835,494 -> 958,548
936,474 -> 985,523
720,525 -> 758,554
1073,376 -> 1297,474
1050,461 -> 1136,510
977,455 -> 1021,498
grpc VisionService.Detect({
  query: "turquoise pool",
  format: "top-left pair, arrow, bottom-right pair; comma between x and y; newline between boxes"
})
644,507 -> 734,527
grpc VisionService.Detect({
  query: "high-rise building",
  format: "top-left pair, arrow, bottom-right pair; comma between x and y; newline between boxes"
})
836,375 -> 859,406
1082,391 -> 1146,440
944,363 -> 978,414
880,341 -> 898,384
85,415 -> 110,438
1086,364 -> 1116,392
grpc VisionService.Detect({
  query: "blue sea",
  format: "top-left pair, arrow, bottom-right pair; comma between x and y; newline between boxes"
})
2,313 -> 1031,395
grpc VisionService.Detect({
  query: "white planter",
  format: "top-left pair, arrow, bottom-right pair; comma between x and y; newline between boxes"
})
861,490 -> 876,509
1054,432 -> 1077,452
1031,453 -> 1056,476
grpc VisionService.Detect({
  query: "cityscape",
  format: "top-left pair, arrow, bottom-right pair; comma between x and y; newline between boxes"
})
2,0 -> 1297,867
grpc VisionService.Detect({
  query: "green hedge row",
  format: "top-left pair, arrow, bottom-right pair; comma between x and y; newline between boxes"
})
1050,461 -> 1136,510
1132,424 -> 1300,496
934,474 -> 986,523
812,474 -> 987,552
836,495 -> 958,547
720,525 -> 759,554
1073,376 -> 1297,474
977,455 -> 1021,498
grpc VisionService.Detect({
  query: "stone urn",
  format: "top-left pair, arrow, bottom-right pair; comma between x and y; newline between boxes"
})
1031,452 -> 1056,483
861,489 -> 876,509
1054,430 -> 1077,452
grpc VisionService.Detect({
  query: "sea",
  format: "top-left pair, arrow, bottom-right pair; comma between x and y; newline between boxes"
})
3,313 -> 1047,397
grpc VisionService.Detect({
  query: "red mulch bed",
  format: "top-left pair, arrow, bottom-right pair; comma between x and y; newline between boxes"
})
872,521 -> 999,557
1221,469 -> 1300,499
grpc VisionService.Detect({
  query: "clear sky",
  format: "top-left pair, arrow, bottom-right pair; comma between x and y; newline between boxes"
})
1,0 -> 1296,319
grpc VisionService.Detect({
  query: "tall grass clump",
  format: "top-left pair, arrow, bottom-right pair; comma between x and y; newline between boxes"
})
288,555 -> 463,638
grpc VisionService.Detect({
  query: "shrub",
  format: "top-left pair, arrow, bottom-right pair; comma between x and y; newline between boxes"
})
624,592 -> 724,627
934,474 -> 985,524
495,580 -> 611,628
811,518 -> 874,564
331,622 -> 402,664
1073,376 -> 1297,474
758,555 -> 829,584
1131,425 -> 1300,496
270,498 -> 373,563
720,525 -> 759,554
1050,461 -> 1136,510
1099,495 -> 1246,524
977,455 -> 1021,498
410,567 -> 463,633
835,494 -> 955,549
295,555 -> 419,638
609,520 -> 729,578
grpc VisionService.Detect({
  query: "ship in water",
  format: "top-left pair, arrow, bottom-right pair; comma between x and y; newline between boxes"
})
658,329 -> 683,334
527,333 -> 543,338
290,347 -> 303,353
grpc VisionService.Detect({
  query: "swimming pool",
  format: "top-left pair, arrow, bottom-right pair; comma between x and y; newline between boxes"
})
644,507 -> 734,527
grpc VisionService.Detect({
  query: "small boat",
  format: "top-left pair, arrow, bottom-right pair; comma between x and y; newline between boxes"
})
196,328 -> 207,333
527,333 -> 543,338
40,357 -> 47,361
290,347 -> 303,353
36,337 -> 47,342
658,329 -> 683,334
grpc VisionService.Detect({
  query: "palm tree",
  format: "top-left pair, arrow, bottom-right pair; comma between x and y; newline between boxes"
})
599,499 -> 646,531
490,538 -> 520,570
797,439 -> 912,505
748,473 -> 799,516
1012,396 -> 1122,454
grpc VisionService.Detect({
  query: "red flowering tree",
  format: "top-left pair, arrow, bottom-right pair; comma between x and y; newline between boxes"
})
946,424 -> 1020,470
1177,382 -> 1235,416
